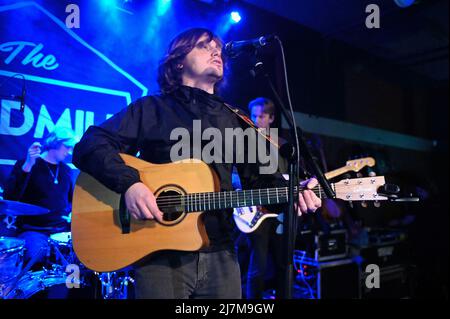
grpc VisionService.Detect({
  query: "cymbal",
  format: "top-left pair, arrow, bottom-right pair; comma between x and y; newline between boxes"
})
0,200 -> 50,216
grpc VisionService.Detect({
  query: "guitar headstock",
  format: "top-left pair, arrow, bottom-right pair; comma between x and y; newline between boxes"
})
345,157 -> 376,172
334,176 -> 388,202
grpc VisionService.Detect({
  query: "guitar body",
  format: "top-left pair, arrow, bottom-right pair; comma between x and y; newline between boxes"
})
72,154 -> 386,272
72,154 -> 219,272
233,206 -> 278,233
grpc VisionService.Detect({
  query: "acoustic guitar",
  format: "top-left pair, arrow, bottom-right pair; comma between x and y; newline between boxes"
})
72,154 -> 386,272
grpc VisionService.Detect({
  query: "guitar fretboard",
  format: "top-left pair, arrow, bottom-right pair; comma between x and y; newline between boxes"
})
155,185 -> 332,213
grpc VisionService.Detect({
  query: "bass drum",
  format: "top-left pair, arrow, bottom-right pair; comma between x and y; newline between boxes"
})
4,269 -> 98,299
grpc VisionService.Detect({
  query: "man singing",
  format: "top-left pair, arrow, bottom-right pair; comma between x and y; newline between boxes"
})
73,28 -> 322,299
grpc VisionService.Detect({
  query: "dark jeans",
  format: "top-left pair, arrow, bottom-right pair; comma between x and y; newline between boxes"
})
246,218 -> 283,299
134,249 -> 241,299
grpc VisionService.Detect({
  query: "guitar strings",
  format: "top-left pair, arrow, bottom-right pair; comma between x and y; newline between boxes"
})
154,190 -> 327,205
154,187 -> 326,205
156,194 -> 327,210
155,188 -> 329,210
156,196 -> 327,209
153,185 -> 323,204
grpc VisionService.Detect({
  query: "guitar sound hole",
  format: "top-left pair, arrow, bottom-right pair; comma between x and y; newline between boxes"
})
157,189 -> 184,223
163,212 -> 182,222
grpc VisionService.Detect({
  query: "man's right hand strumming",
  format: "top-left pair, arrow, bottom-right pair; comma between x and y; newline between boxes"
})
125,182 -> 164,222
22,142 -> 42,172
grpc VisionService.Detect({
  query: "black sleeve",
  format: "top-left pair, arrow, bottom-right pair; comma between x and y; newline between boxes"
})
3,160 -> 30,201
72,98 -> 148,194
235,120 -> 288,191
237,160 -> 287,190
236,148 -> 288,214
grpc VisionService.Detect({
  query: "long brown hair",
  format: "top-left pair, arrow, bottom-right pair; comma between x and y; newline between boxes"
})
157,28 -> 226,94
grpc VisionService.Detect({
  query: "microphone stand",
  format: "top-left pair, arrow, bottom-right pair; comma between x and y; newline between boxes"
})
251,58 -> 298,299
251,55 -> 335,299
0,73 -> 26,112
0,94 -> 25,112
297,130 -> 336,199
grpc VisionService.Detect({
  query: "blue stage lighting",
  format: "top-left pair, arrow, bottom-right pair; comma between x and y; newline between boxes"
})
230,11 -> 241,24
157,0 -> 171,16
394,0 -> 417,8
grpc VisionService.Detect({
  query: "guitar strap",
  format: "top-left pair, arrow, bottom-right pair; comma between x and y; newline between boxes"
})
119,195 -> 130,234
223,103 -> 280,149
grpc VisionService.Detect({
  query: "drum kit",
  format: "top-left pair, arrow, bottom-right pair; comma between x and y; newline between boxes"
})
0,199 -> 134,299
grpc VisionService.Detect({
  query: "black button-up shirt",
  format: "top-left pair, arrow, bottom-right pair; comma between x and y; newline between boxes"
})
73,85 -> 287,248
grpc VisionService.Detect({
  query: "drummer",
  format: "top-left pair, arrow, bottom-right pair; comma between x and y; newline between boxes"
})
2,127 -> 78,266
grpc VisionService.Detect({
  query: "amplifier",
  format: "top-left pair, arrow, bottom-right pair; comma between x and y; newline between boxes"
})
296,229 -> 348,261
361,264 -> 415,299
350,228 -> 415,298
350,228 -> 410,268
293,252 -> 361,299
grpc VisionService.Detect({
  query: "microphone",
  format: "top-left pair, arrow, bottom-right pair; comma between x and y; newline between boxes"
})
20,85 -> 26,113
224,35 -> 275,58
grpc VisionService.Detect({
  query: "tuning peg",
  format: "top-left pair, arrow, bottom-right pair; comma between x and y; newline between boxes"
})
348,201 -> 353,208
374,201 -> 381,208
361,201 -> 368,208
368,170 -> 376,177
356,172 -> 363,178
277,213 -> 284,222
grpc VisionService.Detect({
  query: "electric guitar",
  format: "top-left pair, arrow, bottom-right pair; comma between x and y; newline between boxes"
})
233,157 -> 376,233
72,154 -> 386,272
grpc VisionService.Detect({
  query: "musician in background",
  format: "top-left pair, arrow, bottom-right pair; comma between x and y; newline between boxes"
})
244,98 -> 346,299
245,97 -> 288,299
2,127 -> 77,264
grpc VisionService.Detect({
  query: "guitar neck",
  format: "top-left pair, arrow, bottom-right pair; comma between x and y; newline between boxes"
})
153,156 -> 378,215
156,185 -> 330,213
325,167 -> 350,180
156,175 -> 387,214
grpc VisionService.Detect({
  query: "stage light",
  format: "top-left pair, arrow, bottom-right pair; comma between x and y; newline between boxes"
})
157,0 -> 171,16
99,0 -> 117,9
230,11 -> 241,24
394,0 -> 417,8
